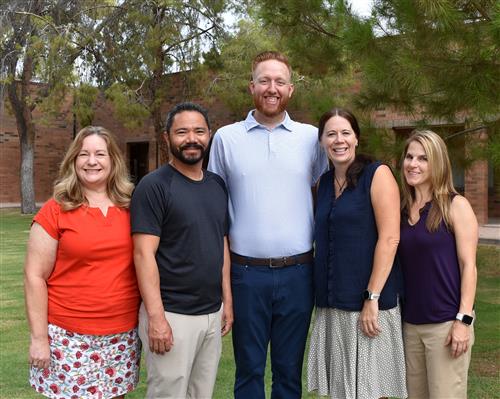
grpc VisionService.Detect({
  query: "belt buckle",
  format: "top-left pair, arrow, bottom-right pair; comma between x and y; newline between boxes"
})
269,256 -> 287,268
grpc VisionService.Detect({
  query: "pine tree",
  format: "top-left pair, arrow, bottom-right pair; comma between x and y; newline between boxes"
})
1,0 -> 92,213
254,0 -> 499,164
85,0 -> 230,163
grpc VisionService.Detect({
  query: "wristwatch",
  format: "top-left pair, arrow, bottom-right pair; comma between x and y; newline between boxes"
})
363,290 -> 380,300
456,312 -> 474,325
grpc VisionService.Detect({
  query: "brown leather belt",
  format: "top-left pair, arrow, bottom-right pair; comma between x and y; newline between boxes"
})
230,250 -> 313,268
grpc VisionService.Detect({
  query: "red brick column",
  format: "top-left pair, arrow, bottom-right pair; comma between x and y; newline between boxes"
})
464,128 -> 488,225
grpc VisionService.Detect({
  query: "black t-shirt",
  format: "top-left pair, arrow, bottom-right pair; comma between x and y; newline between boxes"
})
130,164 -> 228,315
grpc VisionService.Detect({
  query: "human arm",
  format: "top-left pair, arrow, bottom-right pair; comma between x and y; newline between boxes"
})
312,140 -> 328,209
207,132 -> 227,181
133,233 -> 173,354
24,222 -> 58,369
360,165 -> 401,338
221,236 -> 233,336
445,195 -> 478,357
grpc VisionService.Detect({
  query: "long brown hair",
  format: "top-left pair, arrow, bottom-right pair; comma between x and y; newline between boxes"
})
400,130 -> 457,232
53,126 -> 133,210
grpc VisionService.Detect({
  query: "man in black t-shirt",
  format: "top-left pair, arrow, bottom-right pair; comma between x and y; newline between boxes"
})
130,102 -> 233,399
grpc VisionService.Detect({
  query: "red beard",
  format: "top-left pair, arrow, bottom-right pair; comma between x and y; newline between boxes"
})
252,93 -> 289,118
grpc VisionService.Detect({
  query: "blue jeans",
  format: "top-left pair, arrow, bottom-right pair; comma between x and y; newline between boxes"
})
231,261 -> 314,399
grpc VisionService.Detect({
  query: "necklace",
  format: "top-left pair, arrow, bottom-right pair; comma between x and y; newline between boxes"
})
334,175 -> 347,196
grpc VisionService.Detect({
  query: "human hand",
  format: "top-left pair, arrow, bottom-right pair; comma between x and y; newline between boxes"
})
221,303 -> 234,337
29,336 -> 51,369
359,300 -> 381,338
148,314 -> 174,354
445,321 -> 471,358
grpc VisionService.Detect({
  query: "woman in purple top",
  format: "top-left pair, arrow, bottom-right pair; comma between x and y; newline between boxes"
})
399,130 -> 478,398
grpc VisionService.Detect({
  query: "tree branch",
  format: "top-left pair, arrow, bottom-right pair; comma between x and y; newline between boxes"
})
445,125 -> 490,140
13,11 -> 60,34
301,14 -> 340,38
469,1 -> 491,21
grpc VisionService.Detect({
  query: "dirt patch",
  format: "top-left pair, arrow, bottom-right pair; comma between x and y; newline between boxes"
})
471,354 -> 499,377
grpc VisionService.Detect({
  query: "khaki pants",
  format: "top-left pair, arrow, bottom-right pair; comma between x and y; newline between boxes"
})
139,303 -> 222,399
403,321 -> 474,399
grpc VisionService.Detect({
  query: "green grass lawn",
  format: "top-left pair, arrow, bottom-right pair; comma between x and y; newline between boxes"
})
1,209 -> 498,398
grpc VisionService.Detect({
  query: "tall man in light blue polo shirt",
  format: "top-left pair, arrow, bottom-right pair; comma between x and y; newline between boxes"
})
208,51 -> 327,399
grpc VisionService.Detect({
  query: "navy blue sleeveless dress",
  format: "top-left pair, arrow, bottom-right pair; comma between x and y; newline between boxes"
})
307,162 -> 407,399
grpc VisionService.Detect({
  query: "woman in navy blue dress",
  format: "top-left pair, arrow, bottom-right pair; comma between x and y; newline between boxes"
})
307,108 -> 407,399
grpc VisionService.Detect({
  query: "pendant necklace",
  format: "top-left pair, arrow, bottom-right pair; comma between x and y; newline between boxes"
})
334,175 -> 347,196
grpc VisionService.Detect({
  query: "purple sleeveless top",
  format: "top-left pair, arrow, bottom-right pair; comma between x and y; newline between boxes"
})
398,202 -> 461,324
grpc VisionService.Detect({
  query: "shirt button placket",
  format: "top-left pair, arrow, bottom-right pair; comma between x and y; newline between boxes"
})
327,200 -> 336,306
268,129 -> 274,158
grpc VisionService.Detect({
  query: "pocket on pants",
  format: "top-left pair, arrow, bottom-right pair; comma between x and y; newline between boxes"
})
230,263 -> 247,283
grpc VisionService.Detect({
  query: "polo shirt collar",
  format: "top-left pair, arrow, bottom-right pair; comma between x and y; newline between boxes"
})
244,110 -> 293,132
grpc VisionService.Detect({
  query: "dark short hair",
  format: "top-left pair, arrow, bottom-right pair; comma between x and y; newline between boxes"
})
165,102 -> 211,134
318,107 -> 361,141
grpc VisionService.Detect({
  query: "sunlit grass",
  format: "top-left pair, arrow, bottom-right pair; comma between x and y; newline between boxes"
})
1,209 -> 498,398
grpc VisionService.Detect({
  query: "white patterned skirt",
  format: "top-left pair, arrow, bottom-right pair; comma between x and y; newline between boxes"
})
307,305 -> 407,399
29,323 -> 141,399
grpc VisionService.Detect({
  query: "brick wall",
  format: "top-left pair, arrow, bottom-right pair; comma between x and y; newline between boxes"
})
0,90 -> 74,204
0,74 -> 242,205
463,129 -> 489,224
489,179 -> 500,219
371,108 -> 495,224
1,80 -> 496,224
465,159 -> 489,224
90,73 -> 242,171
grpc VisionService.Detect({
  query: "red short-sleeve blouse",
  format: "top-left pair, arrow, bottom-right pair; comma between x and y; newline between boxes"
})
34,198 -> 140,335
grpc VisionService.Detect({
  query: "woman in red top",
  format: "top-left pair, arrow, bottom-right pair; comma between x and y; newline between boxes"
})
24,126 -> 141,399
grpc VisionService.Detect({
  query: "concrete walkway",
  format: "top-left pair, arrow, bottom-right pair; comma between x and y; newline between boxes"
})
479,223 -> 500,245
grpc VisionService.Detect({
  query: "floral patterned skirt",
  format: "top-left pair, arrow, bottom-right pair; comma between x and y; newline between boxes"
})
29,323 -> 141,399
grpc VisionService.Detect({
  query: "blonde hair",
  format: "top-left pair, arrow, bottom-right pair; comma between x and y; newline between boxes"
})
53,126 -> 134,210
400,130 -> 458,232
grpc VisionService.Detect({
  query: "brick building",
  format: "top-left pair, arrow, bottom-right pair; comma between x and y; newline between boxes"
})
1,77 -> 497,224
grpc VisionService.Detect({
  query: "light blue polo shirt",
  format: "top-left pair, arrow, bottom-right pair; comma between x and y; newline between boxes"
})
208,110 -> 328,258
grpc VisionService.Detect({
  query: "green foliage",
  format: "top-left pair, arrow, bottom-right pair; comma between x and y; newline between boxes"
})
362,125 -> 406,165
293,73 -> 357,122
2,1 -> 88,111
1,0 -> 99,212
249,0 -> 499,166
202,19 -> 281,116
353,0 -> 500,122
486,125 -> 500,172
256,0 -> 354,76
465,121 -> 500,172
105,83 -> 150,130
81,0 -> 230,142
73,84 -> 99,127
208,14 -> 356,120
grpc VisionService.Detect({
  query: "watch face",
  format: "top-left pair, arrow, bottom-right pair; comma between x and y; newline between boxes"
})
462,314 -> 473,325
363,290 -> 379,300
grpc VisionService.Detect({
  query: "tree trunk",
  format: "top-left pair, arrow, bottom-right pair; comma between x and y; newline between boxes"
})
151,40 -> 169,165
19,120 -> 36,214
7,55 -> 37,214
153,105 -> 169,165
